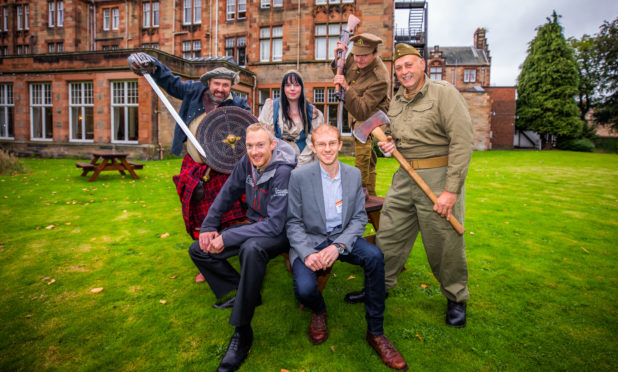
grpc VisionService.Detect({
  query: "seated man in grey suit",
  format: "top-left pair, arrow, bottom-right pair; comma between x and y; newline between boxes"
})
286,124 -> 408,371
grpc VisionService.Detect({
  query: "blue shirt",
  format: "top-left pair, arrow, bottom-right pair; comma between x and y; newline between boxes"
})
320,162 -> 343,233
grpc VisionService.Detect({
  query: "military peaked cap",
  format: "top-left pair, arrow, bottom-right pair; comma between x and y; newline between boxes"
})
350,33 -> 382,56
394,43 -> 422,61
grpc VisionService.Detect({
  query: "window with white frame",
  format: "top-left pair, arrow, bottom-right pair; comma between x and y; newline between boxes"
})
261,0 -> 282,7
315,23 -> 347,60
152,2 -> 159,27
24,4 -> 29,29
103,9 -> 110,30
57,42 -> 63,52
0,84 -> 14,139
16,5 -> 22,30
430,66 -> 442,80
259,28 -> 270,61
2,7 -> 7,31
57,1 -> 63,27
30,83 -> 53,140
259,26 -> 282,62
49,2 -> 55,27
225,36 -> 247,66
316,0 -> 354,3
111,81 -> 139,143
143,2 -> 159,28
233,90 -> 248,100
2,47 -> 7,56
112,8 -> 119,30
48,43 -> 55,53
69,82 -> 94,141
464,68 -> 476,83
49,1 -> 63,27
183,0 -> 201,25
194,0 -> 202,24
227,0 -> 246,21
313,87 -> 349,134
258,88 -> 280,114
143,3 -> 150,27
182,40 -> 201,59
142,43 -> 159,49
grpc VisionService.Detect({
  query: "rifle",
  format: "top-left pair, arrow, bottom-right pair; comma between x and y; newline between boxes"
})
335,14 -> 360,129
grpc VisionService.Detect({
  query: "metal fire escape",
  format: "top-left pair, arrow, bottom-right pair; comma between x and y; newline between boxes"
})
394,0 -> 428,60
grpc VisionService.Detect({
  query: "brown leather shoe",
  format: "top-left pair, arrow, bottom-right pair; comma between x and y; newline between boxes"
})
366,332 -> 408,371
195,272 -> 205,283
308,312 -> 328,345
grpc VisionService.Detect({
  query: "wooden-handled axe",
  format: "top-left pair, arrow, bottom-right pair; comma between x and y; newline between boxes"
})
353,110 -> 465,235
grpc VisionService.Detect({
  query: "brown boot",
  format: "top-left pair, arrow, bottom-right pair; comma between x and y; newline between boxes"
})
366,332 -> 408,370
308,312 -> 328,345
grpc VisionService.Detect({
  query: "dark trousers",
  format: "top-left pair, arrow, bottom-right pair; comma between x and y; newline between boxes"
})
292,237 -> 386,335
188,232 -> 289,327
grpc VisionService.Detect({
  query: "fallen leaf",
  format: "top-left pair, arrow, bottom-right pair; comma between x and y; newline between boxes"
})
504,221 -> 509,225
44,203 -> 50,206
160,232 -> 170,239
41,276 -> 51,281
347,275 -> 356,280
3,196 -> 8,199
65,222 -> 72,225
330,345 -> 335,352
25,314 -> 33,318
420,284 -> 428,288
581,247 -> 590,254
90,287 -> 104,294
280,369 -> 290,372
469,231 -> 475,235
415,334 -> 423,341
35,226 -> 42,230
47,279 -> 56,285
169,275 -> 177,279
159,300 -> 167,305
90,238 -> 96,241
45,224 -> 56,230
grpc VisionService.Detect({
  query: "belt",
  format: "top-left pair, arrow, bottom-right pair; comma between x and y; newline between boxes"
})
409,155 -> 448,169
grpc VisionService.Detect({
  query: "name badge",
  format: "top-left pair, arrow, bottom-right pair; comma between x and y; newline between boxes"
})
335,200 -> 343,214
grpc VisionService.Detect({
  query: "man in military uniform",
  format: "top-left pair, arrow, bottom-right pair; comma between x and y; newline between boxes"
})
346,44 -> 473,328
332,33 -> 390,197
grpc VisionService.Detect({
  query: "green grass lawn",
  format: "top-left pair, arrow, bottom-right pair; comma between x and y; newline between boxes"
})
0,151 -> 616,371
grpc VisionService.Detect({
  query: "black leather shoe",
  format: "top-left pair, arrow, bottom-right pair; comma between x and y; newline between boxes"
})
344,289 -> 366,304
446,300 -> 467,328
213,295 -> 236,309
217,330 -> 253,372
344,289 -> 388,304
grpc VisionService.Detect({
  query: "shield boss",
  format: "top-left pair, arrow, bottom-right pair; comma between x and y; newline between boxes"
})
194,106 -> 257,173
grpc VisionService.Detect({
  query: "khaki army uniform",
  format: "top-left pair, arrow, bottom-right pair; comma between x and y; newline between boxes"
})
376,76 -> 473,303
332,52 -> 390,195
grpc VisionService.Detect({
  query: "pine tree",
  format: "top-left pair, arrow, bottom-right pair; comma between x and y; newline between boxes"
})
516,11 -> 584,148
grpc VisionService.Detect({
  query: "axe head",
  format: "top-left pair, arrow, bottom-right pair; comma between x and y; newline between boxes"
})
346,14 -> 361,32
353,110 -> 390,144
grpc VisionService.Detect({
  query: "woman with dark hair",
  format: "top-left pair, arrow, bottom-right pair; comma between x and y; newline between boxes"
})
259,70 -> 324,166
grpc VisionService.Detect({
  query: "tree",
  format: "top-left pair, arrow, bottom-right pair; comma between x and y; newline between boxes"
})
516,11 -> 584,148
568,35 -> 600,121
592,17 -> 618,131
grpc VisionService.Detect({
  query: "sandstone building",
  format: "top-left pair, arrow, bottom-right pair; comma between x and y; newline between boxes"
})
0,0 -> 510,159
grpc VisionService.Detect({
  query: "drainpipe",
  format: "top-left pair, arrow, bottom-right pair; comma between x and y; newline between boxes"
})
125,0 -> 129,49
215,0 -> 218,56
296,0 -> 300,70
209,0 -> 212,57
173,1 -> 176,55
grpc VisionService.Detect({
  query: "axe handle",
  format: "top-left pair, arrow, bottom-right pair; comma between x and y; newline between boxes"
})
371,127 -> 465,235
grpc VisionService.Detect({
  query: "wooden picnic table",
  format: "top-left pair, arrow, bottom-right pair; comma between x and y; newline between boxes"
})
75,152 -> 144,182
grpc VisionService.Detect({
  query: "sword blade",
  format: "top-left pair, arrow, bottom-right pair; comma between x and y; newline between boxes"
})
142,73 -> 207,160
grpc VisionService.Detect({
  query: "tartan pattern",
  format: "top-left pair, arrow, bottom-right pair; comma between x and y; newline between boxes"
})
173,154 -> 246,238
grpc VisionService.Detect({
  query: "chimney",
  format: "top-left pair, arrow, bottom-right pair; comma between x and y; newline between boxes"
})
474,28 -> 487,52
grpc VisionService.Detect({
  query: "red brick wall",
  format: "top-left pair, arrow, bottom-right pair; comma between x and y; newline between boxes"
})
487,87 -> 516,149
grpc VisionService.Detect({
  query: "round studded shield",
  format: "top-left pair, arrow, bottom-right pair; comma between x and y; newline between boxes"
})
195,106 -> 257,173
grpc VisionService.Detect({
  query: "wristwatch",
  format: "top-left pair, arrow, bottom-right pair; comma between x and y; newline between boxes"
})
334,242 -> 346,255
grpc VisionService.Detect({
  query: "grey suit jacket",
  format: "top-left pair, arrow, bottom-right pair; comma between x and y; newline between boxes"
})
286,161 -> 368,266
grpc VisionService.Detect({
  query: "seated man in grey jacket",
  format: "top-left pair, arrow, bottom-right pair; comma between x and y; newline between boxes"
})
286,124 -> 408,371
188,123 -> 297,372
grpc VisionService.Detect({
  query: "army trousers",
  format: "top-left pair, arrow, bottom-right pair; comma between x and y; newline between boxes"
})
376,166 -> 469,303
354,137 -> 378,196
